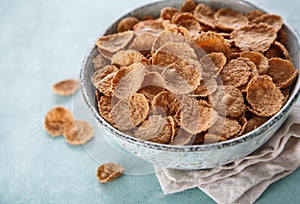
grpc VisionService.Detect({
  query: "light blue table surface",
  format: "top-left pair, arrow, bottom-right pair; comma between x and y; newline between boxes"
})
1,0 -> 300,203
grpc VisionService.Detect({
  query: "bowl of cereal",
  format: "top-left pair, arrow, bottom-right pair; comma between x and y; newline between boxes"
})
80,0 -> 300,169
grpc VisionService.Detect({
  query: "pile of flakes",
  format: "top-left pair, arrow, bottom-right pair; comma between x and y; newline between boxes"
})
44,80 -> 95,145
44,80 -> 124,183
91,0 -> 298,146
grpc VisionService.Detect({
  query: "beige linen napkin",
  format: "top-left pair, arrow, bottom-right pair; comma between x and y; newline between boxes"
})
155,104 -> 300,204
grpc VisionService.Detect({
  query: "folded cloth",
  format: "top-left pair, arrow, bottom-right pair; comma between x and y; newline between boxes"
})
155,104 -> 300,204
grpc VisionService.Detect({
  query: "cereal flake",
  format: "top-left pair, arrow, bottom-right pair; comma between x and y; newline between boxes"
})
44,106 -> 74,136
96,162 -> 124,183
52,79 -> 79,96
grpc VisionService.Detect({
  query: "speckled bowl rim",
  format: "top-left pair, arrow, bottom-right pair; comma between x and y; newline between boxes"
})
80,0 -> 300,152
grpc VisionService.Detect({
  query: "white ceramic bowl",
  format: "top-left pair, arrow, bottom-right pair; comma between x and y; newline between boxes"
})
80,0 -> 300,169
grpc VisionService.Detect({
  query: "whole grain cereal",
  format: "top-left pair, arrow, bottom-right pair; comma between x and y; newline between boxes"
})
240,51 -> 269,75
63,120 -> 94,145
194,4 -> 216,28
152,50 -> 178,67
245,10 -> 264,22
267,57 -> 298,88
251,14 -> 283,32
209,117 -> 241,139
112,63 -> 145,99
179,95 -> 218,134
152,30 -> 188,51
171,129 -> 195,145
97,72 -> 117,96
98,95 -> 117,125
203,133 -> 226,144
137,85 -> 165,104
128,32 -> 157,52
210,85 -> 246,118
161,60 -> 201,94
96,162 -> 124,183
96,31 -> 134,58
44,106 -> 74,137
52,79 -> 79,96
171,12 -> 197,25
214,8 -> 249,31
141,72 -> 165,88
229,46 -> 243,59
129,93 -> 149,126
200,52 -> 227,77
246,75 -> 284,117
195,32 -> 230,58
160,7 -> 179,21
111,98 -> 135,130
237,116 -> 248,136
190,74 -> 217,97
153,42 -> 197,65
265,41 -> 291,60
220,58 -> 252,88
117,17 -> 140,33
91,2 -> 298,145
178,19 -> 202,35
111,93 -> 149,129
92,54 -> 110,70
281,88 -> 290,104
230,23 -> 277,53
163,22 -> 191,38
134,115 -> 175,144
152,91 -> 179,116
144,65 -> 165,74
191,80 -> 211,97
91,65 -> 118,88
237,57 -> 259,93
243,116 -> 269,134
133,19 -> 164,31
198,99 -> 211,107
180,0 -> 196,12
111,50 -> 146,67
